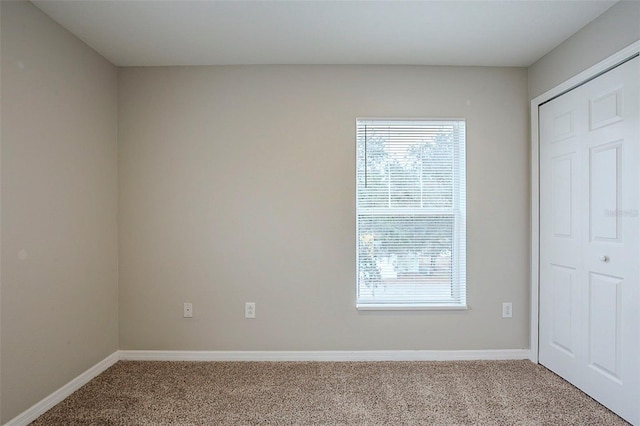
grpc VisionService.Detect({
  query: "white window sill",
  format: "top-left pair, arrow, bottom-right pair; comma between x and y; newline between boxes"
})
356,304 -> 468,311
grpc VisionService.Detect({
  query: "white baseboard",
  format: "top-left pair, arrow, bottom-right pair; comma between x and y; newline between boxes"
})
5,348 -> 529,425
118,349 -> 530,362
4,351 -> 119,426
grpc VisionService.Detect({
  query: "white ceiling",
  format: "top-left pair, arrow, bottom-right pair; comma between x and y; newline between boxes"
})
32,0 -> 617,67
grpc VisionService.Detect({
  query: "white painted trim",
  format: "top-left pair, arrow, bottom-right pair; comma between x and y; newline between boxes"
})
118,349 -> 530,362
356,304 -> 468,311
4,352 -> 120,426
530,91 -> 540,364
529,40 -> 640,365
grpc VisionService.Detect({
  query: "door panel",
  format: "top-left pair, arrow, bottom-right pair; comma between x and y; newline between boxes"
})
554,110 -> 576,141
550,265 -> 576,355
587,272 -> 622,381
540,90 -> 583,384
589,88 -> 623,130
551,156 -> 574,237
539,56 -> 639,425
589,142 -> 621,241
580,57 -> 639,423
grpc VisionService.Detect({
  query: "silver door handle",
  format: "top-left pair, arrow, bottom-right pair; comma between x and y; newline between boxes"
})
600,255 -> 610,263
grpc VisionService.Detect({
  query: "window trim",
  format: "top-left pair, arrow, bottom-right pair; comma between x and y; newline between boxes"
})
354,117 -> 467,311
356,304 -> 468,311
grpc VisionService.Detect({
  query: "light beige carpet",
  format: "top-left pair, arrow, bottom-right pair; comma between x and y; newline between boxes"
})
31,360 -> 628,425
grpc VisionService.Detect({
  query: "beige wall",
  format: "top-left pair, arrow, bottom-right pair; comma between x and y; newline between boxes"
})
528,1 -> 640,99
119,65 -> 529,351
0,1 -> 118,422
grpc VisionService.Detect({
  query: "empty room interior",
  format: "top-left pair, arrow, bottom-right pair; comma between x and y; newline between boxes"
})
1,0 -> 640,424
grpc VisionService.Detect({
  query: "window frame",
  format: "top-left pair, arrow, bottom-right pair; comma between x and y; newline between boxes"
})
355,118 -> 467,311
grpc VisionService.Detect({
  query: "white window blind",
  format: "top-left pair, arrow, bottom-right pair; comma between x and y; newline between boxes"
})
356,119 -> 466,309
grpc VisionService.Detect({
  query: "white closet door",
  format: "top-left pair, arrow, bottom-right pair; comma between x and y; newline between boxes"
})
539,56 -> 639,425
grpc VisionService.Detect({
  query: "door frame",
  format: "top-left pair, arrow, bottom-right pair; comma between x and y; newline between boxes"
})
529,40 -> 640,364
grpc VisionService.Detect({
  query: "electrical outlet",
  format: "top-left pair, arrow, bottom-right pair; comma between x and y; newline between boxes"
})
184,302 -> 193,318
502,302 -> 512,318
245,302 -> 256,319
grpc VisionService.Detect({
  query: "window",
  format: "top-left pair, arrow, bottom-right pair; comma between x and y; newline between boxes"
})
356,119 -> 466,309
